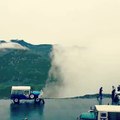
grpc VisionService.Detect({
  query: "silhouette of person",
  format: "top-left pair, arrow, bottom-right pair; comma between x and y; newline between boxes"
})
111,86 -> 116,103
117,85 -> 120,91
99,87 -> 103,100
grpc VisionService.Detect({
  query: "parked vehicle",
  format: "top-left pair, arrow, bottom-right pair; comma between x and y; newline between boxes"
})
78,105 -> 120,120
11,86 -> 45,104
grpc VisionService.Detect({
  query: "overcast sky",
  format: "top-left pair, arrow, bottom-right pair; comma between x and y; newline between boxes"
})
0,0 -> 120,45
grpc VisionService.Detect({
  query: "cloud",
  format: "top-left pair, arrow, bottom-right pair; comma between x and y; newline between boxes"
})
0,42 -> 28,50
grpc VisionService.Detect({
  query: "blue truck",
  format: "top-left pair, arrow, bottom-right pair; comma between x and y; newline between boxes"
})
11,86 -> 45,104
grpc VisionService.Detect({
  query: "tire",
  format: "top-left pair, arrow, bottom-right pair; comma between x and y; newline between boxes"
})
13,98 -> 20,104
34,98 -> 40,103
29,94 -> 34,99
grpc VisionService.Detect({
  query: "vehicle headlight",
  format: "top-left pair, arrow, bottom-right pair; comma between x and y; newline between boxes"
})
38,94 -> 42,98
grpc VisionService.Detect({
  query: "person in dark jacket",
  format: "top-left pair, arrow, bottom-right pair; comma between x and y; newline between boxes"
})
117,85 -> 120,91
111,86 -> 116,102
99,87 -> 103,100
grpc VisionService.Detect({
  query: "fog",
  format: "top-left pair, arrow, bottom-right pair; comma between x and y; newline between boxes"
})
44,40 -> 120,98
0,42 -> 28,50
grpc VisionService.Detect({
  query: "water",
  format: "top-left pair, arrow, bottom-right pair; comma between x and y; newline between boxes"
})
0,98 -> 111,120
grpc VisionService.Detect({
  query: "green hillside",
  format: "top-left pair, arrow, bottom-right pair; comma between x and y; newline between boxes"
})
0,43 -> 52,98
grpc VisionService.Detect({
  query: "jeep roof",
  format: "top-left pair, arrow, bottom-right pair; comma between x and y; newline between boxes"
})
11,86 -> 31,91
95,105 -> 120,112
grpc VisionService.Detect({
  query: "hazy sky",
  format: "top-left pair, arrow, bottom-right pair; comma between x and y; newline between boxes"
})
1,0 -> 120,45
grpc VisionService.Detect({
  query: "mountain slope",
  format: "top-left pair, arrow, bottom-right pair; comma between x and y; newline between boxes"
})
0,40 -> 52,98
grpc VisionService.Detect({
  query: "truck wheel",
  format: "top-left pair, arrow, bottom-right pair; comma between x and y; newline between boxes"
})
13,98 -> 19,104
35,98 -> 40,103
29,94 -> 34,99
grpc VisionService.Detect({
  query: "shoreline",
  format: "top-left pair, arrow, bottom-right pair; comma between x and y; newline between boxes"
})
1,93 -> 111,100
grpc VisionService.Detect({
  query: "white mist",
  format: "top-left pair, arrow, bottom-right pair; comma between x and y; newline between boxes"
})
44,40 -> 120,98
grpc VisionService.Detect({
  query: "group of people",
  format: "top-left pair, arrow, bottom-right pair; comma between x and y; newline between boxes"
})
97,85 -> 120,103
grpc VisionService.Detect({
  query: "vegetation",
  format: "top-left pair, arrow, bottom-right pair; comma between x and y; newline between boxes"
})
0,40 -> 52,98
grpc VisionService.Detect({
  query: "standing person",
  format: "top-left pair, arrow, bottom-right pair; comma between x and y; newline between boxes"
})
99,87 -> 103,100
117,85 -> 120,91
111,86 -> 116,103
